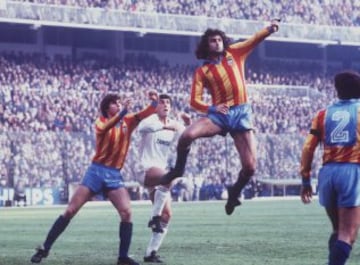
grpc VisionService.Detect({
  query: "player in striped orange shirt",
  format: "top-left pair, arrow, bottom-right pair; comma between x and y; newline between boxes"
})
300,70 -> 360,265
160,19 -> 280,216
31,90 -> 159,265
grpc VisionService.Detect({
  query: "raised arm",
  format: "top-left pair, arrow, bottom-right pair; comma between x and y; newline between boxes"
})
229,19 -> 280,57
126,90 -> 159,130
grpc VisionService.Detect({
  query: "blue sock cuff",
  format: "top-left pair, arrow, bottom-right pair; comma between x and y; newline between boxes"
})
335,240 -> 352,254
329,240 -> 352,265
328,233 -> 338,251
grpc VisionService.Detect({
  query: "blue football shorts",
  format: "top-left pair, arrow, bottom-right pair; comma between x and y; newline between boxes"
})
208,103 -> 253,135
318,162 -> 360,208
81,162 -> 125,194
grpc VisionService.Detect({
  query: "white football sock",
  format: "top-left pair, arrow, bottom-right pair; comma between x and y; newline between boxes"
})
151,186 -> 170,217
146,222 -> 169,256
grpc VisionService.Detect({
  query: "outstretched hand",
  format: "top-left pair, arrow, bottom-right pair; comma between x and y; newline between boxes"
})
269,18 -> 280,32
147,90 -> 159,101
122,98 -> 132,112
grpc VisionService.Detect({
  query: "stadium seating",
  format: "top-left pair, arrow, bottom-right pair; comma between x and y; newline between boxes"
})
12,0 -> 360,27
0,51 -> 331,202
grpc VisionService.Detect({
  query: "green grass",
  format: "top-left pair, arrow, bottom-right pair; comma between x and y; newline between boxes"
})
1,199 -> 359,265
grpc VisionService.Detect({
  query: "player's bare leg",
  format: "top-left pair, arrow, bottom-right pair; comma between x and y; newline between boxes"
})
225,130 -> 256,215
326,207 -> 339,255
31,185 -> 93,263
328,207 -> 360,265
108,188 -> 139,265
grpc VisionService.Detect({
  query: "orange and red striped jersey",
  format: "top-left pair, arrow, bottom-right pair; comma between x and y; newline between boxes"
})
300,99 -> 360,179
190,28 -> 271,113
92,103 -> 157,169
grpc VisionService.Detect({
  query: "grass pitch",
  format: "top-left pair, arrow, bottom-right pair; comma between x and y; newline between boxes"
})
1,198 -> 359,265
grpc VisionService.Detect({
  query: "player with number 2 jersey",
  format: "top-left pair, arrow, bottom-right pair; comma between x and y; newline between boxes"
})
300,70 -> 360,265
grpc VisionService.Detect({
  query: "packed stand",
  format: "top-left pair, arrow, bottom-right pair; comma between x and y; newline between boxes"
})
0,51 -> 335,201
12,0 -> 360,27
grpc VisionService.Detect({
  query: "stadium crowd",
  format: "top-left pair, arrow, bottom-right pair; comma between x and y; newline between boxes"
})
13,0 -> 360,27
0,51 -> 334,201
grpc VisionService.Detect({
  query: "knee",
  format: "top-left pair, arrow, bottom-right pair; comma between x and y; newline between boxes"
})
63,206 -> 78,219
241,167 -> 255,178
119,207 -> 132,222
179,131 -> 196,146
339,227 -> 359,246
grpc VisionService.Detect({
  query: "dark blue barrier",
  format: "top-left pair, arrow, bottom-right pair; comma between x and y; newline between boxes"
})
0,187 -> 61,206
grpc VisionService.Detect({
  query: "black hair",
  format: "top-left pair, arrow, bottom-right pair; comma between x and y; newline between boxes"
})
195,28 -> 231,60
159,94 -> 172,104
334,70 -> 360,99
100,94 -> 120,118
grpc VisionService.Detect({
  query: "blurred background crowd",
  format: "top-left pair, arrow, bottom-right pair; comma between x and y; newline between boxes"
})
0,51 -> 334,201
14,0 -> 360,27
1,0 -> 358,204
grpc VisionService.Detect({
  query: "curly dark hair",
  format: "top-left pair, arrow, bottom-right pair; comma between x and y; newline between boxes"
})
100,93 -> 120,118
334,70 -> 360,99
195,28 -> 232,60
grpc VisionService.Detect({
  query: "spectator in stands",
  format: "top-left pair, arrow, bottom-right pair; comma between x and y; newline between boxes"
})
300,70 -> 360,265
30,90 -> 159,265
0,50 -> 337,205
13,179 -> 27,207
13,0 -> 360,27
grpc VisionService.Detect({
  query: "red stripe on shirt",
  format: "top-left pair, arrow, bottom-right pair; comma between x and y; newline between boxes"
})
222,57 -> 240,105
208,64 -> 227,104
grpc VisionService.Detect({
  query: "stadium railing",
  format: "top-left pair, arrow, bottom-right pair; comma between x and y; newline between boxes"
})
0,2 -> 359,45
248,84 -> 322,98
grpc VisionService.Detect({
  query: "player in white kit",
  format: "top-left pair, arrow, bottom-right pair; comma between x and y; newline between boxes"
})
137,94 -> 191,263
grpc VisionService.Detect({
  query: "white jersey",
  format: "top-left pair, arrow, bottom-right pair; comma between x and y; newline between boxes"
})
138,114 -> 185,170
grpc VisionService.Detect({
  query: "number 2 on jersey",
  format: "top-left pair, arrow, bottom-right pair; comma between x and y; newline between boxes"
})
330,110 -> 350,144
